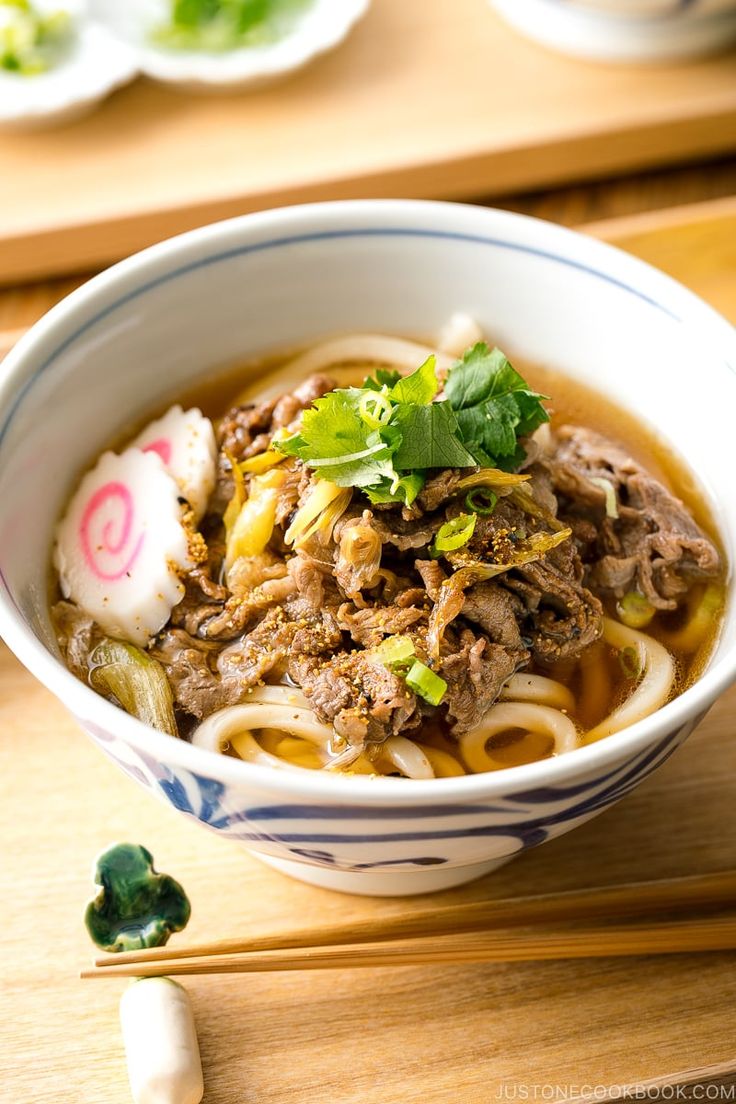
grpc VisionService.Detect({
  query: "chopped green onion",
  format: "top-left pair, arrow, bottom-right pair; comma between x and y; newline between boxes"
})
619,645 -> 643,681
590,477 -> 619,519
405,660 -> 447,706
617,591 -> 656,630
374,634 -> 416,669
431,513 -> 476,556
465,488 -> 497,516
89,640 -> 178,737
358,390 -> 393,430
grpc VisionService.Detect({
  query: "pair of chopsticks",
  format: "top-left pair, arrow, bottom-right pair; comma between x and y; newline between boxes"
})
82,870 -> 736,979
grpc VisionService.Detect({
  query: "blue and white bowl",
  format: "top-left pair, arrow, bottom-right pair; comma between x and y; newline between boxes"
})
488,0 -> 736,62
0,200 -> 734,895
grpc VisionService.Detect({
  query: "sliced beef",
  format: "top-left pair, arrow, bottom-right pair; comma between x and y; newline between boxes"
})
336,602 -> 426,648
335,508 -> 443,553
441,629 -> 524,734
215,606 -> 342,706
290,650 -> 417,745
152,629 -> 236,720
51,600 -> 104,682
199,574 -> 297,641
417,470 -> 462,512
504,558 -> 603,664
218,398 -> 277,465
271,374 -> 336,428
546,425 -> 720,609
461,582 -> 526,652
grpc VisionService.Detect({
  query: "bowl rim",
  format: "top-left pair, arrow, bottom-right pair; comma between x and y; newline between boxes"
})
1,197 -> 734,805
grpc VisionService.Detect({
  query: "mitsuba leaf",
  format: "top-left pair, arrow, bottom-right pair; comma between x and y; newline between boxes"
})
445,343 -> 548,465
392,403 -> 477,471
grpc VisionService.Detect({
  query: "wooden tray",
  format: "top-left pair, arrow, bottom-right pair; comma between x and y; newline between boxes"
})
2,199 -> 736,1102
2,0 -> 736,284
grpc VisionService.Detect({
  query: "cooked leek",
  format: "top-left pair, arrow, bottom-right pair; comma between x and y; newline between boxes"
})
590,477 -> 619,519
616,591 -> 655,630
284,479 -> 351,547
226,468 -> 286,569
90,640 -> 178,738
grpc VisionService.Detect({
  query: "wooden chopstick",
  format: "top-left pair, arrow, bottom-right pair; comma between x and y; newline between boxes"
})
93,869 -> 736,969
81,915 -> 736,978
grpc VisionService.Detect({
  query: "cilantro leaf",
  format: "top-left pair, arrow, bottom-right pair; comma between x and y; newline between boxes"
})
364,472 -> 426,507
363,367 -> 402,392
388,355 -> 439,406
276,388 -> 396,488
445,343 -> 548,466
392,403 -> 477,470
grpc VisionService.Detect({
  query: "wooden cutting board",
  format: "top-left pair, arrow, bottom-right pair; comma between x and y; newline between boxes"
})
2,0 -> 736,284
2,198 -> 736,1102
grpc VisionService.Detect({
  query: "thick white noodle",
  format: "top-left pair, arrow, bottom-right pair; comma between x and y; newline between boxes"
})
459,703 -> 579,773
500,673 -> 575,713
585,617 -> 675,743
192,702 -> 333,756
382,736 -> 436,780
245,684 -> 312,710
234,335 -> 455,404
436,313 -> 484,357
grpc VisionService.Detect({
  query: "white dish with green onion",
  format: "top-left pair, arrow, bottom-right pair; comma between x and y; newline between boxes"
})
91,0 -> 370,91
0,0 -> 137,129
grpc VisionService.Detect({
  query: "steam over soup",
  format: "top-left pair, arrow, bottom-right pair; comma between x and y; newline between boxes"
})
52,324 -> 725,779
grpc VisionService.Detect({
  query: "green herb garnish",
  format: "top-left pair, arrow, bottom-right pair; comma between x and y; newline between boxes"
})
465,487 -> 498,516
444,343 -> 549,469
405,660 -> 447,707
0,0 -> 72,75
373,635 -> 448,707
276,344 -> 548,506
431,513 -> 477,556
151,0 -> 311,52
374,634 -> 416,668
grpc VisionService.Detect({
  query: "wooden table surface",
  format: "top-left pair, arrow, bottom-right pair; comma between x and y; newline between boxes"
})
1,194 -> 735,1102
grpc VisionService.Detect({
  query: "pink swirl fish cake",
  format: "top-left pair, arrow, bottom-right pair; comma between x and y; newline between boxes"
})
54,449 -> 196,646
130,406 -> 216,523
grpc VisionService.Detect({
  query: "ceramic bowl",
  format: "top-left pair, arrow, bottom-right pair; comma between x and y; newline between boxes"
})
91,0 -> 370,91
0,0 -> 137,130
0,200 -> 734,896
488,0 -> 736,62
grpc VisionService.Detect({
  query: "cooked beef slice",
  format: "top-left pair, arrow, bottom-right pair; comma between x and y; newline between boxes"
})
461,582 -> 526,652
441,629 -> 524,734
289,650 -> 418,745
546,425 -> 720,609
503,558 -> 603,663
151,629 -> 236,720
52,600 -> 104,682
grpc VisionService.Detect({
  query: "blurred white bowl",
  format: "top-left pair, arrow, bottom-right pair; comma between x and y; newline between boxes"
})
0,0 -> 137,129
488,0 -> 736,62
92,0 -> 370,91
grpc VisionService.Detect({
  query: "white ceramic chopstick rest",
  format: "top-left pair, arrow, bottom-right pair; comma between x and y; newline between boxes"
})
119,977 -> 204,1104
